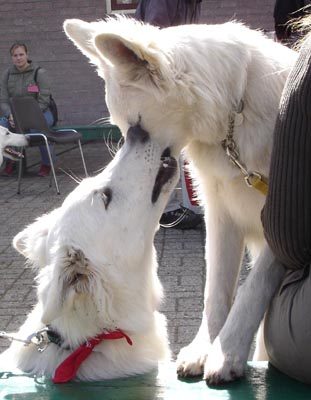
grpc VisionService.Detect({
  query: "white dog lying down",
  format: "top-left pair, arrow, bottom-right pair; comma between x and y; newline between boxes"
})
63,17 -> 297,383
0,126 -> 28,167
1,125 -> 178,382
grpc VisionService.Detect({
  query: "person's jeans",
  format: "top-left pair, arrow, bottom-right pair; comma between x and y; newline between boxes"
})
0,117 -> 10,129
0,110 -> 55,166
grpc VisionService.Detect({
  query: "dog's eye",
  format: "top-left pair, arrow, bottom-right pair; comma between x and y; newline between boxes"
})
6,131 -> 10,136
100,187 -> 112,210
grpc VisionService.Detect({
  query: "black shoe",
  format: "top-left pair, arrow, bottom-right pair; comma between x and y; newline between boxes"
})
160,206 -> 203,229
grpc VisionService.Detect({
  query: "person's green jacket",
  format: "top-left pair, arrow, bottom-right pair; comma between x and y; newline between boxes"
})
0,61 -> 51,117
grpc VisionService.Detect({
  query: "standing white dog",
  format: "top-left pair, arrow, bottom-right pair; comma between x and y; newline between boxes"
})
62,17 -> 297,383
2,125 -> 178,382
0,126 -> 28,167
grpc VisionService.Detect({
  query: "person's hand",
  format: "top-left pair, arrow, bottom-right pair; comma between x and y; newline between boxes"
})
8,114 -> 15,128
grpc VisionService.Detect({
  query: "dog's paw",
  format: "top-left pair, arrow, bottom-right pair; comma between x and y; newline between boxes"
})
203,338 -> 245,385
176,341 -> 209,377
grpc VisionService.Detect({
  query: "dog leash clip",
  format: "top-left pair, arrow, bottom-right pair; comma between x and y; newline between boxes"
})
27,328 -> 51,352
0,331 -> 31,346
0,329 -> 50,352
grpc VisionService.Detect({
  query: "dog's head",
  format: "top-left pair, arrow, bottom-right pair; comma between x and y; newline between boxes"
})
0,126 -> 28,166
13,124 -> 178,345
63,17 -> 297,181
63,17 -> 206,157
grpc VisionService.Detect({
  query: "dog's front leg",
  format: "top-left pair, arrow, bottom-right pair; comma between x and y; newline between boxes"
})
204,244 -> 286,384
176,211 -> 244,377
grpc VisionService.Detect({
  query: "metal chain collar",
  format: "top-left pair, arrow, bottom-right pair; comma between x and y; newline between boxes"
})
221,100 -> 268,194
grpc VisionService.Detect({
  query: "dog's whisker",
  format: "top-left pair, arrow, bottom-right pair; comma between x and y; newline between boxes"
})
104,132 -> 124,159
59,168 -> 83,184
104,136 -> 117,159
91,116 -> 112,126
93,164 -> 108,174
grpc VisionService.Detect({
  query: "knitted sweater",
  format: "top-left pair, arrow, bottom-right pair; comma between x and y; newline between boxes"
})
261,33 -> 311,270
0,61 -> 51,117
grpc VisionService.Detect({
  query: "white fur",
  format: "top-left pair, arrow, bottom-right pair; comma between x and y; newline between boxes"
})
204,245 -> 285,383
62,17 -> 298,383
3,131 -> 178,380
64,18 -> 297,382
0,126 -> 28,166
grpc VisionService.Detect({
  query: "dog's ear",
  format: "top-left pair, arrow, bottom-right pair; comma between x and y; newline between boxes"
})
94,32 -> 151,67
13,209 -> 59,268
64,18 -> 170,90
93,32 -> 171,89
63,19 -> 101,64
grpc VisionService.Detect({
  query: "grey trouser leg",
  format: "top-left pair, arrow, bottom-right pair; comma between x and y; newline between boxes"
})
265,264 -> 311,384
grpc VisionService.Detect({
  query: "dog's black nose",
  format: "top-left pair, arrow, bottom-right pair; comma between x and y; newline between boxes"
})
126,124 -> 149,144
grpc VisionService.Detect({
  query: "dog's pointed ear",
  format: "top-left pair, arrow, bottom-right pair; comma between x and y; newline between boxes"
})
94,32 -> 171,90
13,209 -> 59,268
63,19 -> 101,64
94,33 -> 146,67
64,18 -> 171,90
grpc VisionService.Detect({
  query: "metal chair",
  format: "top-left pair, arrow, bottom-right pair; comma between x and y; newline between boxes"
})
10,96 -> 88,194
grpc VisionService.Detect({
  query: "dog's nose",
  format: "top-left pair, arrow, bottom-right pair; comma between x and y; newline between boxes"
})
126,124 -> 149,144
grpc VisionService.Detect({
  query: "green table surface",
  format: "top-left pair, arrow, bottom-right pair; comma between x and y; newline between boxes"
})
0,362 -> 310,400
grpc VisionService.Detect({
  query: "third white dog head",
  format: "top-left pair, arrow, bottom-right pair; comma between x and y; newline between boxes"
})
0,126 -> 28,166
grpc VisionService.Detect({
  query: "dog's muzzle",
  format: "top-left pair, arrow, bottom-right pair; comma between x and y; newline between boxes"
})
3,147 -> 25,161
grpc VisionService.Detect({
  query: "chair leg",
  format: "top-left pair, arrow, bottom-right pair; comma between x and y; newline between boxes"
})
78,140 -> 88,177
43,136 -> 60,195
17,148 -> 24,195
49,171 -> 53,188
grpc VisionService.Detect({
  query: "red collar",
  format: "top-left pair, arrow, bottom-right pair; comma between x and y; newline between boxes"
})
53,329 -> 132,383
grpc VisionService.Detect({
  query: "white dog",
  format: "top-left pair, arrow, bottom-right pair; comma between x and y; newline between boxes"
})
0,126 -> 28,166
2,124 -> 178,382
63,17 -> 298,384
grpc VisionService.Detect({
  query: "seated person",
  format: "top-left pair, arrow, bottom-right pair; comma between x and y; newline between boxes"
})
0,42 -> 55,177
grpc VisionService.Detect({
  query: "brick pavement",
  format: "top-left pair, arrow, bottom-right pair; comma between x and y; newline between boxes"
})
0,140 -> 206,358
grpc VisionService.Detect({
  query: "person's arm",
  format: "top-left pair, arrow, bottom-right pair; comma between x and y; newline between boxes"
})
35,67 -> 52,111
135,0 -> 179,28
0,69 -> 12,118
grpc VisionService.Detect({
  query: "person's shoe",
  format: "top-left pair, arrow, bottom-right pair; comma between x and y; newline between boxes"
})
38,164 -> 51,177
1,161 -> 15,177
160,206 -> 203,229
